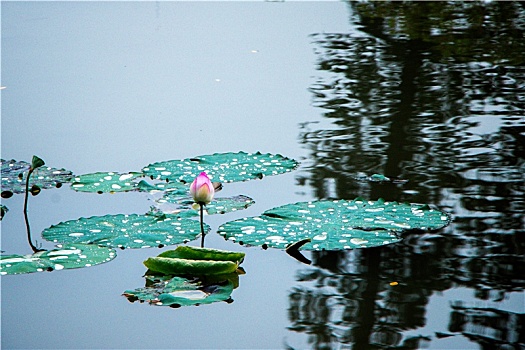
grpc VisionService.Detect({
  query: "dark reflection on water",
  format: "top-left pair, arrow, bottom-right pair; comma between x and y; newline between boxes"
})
292,2 -> 524,349
289,241 -> 524,349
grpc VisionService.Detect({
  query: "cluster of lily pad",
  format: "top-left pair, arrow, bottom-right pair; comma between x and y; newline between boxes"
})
1,156 -> 117,275
1,152 -> 451,281
0,152 -> 298,275
1,152 -> 453,308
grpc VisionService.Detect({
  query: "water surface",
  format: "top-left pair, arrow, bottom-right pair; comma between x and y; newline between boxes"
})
2,2 -> 524,349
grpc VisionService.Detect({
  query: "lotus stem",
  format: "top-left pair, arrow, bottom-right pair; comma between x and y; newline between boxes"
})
23,168 -> 40,253
199,203 -> 205,248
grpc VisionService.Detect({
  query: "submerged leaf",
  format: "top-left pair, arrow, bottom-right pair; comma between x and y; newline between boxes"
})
218,198 -> 451,250
41,213 -> 208,249
0,243 -> 116,275
142,151 -> 298,183
1,159 -> 74,195
154,193 -> 255,216
123,276 -> 234,307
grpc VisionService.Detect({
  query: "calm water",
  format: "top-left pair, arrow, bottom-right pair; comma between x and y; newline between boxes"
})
1,2 -> 524,350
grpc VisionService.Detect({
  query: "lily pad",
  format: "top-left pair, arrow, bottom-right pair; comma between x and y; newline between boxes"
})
70,171 -> 144,193
123,276 -> 234,307
144,257 -> 239,276
0,243 -> 116,275
135,179 -> 189,193
41,213 -> 209,249
144,246 -> 245,276
142,151 -> 298,183
154,194 -> 255,217
158,246 -> 245,263
1,159 -> 74,195
217,198 -> 451,250
70,173 -> 191,194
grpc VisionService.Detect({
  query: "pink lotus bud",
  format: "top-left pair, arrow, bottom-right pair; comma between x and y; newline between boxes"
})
189,172 -> 215,205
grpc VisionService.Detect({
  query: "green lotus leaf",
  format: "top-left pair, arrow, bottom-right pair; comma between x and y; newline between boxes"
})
142,151 -> 298,183
154,194 -> 255,217
0,243 -> 116,275
123,276 -> 234,307
70,171 -> 145,193
217,198 -> 451,250
135,179 -> 189,193
41,213 -> 208,249
1,159 -> 74,195
0,205 -> 7,221
70,173 -> 188,194
144,257 -> 239,275
158,246 -> 245,263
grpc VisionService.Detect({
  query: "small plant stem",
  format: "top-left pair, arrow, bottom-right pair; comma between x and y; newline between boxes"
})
23,168 -> 40,253
199,203 -> 205,248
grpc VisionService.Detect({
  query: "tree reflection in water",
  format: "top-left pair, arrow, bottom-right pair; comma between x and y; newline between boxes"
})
290,2 -> 524,349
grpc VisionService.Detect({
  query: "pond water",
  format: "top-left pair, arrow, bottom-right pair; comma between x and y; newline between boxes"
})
1,2 -> 524,349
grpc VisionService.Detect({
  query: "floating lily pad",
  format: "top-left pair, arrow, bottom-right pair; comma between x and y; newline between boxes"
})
123,276 -> 234,307
0,243 -> 116,275
135,179 -> 189,193
144,257 -> 239,276
41,213 -> 208,249
1,159 -> 74,195
144,246 -> 245,276
70,171 -> 144,193
217,198 -> 451,250
154,194 -> 255,217
142,151 -> 298,183
158,246 -> 245,263
0,205 -> 7,220
70,173 -> 191,194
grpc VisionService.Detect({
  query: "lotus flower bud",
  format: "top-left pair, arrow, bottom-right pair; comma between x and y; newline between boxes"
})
190,172 -> 215,205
